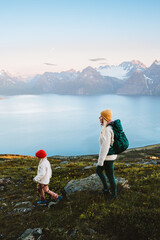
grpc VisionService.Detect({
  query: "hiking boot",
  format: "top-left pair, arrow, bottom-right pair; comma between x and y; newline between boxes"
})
56,195 -> 63,203
37,200 -> 47,204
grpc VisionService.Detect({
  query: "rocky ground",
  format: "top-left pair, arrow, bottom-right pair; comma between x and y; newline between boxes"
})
0,144 -> 160,240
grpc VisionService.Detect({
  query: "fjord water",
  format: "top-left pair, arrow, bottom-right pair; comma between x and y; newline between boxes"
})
0,94 -> 160,156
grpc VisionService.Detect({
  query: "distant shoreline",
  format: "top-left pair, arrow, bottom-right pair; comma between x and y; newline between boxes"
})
1,143 -> 160,158
51,143 -> 160,158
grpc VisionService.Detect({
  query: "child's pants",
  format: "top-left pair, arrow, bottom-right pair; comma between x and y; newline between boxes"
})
37,183 -> 58,201
96,160 -> 117,197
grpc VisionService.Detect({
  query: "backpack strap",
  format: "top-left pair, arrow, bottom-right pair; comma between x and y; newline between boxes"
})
107,120 -> 114,127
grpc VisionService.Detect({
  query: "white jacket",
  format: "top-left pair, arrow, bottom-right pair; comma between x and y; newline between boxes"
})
34,158 -> 52,185
98,125 -> 117,166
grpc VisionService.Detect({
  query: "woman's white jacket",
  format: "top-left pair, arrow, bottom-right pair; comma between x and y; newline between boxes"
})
98,125 -> 117,166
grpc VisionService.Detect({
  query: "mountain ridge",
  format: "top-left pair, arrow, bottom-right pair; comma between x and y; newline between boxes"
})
0,60 -> 160,95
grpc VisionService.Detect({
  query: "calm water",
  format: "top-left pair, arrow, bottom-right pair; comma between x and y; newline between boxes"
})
0,94 -> 160,156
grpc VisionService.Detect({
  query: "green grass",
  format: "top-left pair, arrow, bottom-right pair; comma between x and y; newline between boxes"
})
0,147 -> 160,240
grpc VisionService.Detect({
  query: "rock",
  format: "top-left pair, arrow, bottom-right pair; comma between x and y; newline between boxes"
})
150,160 -> 157,165
17,228 -> 42,240
60,161 -> 69,165
14,201 -> 32,208
53,156 -> 68,160
93,163 -> 97,166
0,157 -> 10,162
64,174 -> 129,195
27,167 -> 35,171
0,198 -> 5,201
89,228 -> 96,235
48,201 -> 57,208
12,201 -> 34,214
84,166 -> 92,170
69,229 -> 77,238
64,174 -> 102,195
13,207 -> 32,214
17,229 -> 32,239
26,196 -> 33,200
116,177 -> 130,189
55,166 -> 61,170
125,163 -> 131,166
2,203 -> 7,207
136,160 -> 157,165
57,228 -> 63,233
0,177 -> 12,185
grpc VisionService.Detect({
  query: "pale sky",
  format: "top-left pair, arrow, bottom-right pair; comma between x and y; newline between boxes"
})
0,0 -> 160,76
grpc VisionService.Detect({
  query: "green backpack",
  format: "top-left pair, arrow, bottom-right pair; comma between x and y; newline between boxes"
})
107,119 -> 129,155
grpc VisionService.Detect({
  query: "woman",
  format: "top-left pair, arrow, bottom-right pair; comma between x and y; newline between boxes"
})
96,109 -> 117,198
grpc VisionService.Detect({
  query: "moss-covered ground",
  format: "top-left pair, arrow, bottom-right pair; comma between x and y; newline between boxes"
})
0,145 -> 160,240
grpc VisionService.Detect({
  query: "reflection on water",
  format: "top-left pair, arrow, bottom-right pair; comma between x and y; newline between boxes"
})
0,94 -> 160,156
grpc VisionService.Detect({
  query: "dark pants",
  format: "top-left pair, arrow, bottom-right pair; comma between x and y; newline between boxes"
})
96,161 -> 117,197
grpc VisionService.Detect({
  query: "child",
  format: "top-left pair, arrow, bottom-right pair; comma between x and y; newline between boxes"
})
33,149 -> 62,204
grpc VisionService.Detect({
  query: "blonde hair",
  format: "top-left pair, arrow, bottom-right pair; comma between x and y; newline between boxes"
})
100,118 -> 113,139
101,119 -> 108,139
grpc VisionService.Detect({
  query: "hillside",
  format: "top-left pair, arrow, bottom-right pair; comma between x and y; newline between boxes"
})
0,144 -> 160,240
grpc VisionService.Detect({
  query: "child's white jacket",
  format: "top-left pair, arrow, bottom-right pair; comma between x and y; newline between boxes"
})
34,158 -> 52,185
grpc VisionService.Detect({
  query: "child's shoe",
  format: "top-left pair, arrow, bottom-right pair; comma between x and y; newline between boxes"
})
37,200 -> 47,204
56,195 -> 63,203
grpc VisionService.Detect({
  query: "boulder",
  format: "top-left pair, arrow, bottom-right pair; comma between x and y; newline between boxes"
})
64,174 -> 130,195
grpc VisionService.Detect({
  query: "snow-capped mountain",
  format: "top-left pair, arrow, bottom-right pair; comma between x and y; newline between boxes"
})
116,60 -> 160,95
145,60 -> 160,80
117,71 -> 152,95
0,70 -> 17,87
31,66 -> 122,95
0,70 -> 26,94
97,60 -> 147,80
0,60 -> 160,95
154,60 -> 160,65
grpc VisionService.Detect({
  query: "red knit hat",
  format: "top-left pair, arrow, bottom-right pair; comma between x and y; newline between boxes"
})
35,149 -> 47,159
